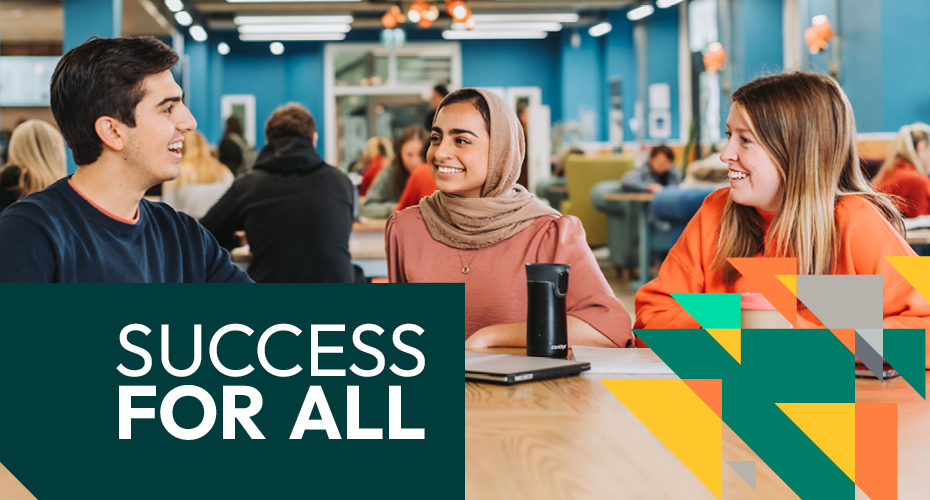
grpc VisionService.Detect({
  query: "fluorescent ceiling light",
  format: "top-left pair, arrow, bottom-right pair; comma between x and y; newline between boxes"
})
656,0 -> 685,7
270,42 -> 285,55
189,25 -> 207,42
441,30 -> 548,40
226,0 -> 360,2
164,0 -> 183,13
239,33 -> 347,41
234,15 -> 353,24
238,23 -> 351,33
627,5 -> 655,21
217,42 -> 230,55
451,22 -> 562,32
470,14 -> 579,23
175,11 -> 193,26
588,22 -> 611,37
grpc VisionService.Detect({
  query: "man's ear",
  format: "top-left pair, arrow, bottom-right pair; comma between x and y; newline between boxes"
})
312,132 -> 319,148
94,116 -> 126,152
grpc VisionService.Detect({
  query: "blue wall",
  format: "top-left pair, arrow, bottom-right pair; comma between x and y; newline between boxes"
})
604,11 -> 637,142
840,0 -> 883,132
646,6 -> 680,141
559,30 -> 605,140
880,0 -> 930,131
732,0 -> 783,86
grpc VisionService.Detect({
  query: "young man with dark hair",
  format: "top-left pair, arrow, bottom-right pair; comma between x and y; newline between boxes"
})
424,83 -> 450,131
200,103 -> 356,283
621,145 -> 681,193
0,37 -> 251,283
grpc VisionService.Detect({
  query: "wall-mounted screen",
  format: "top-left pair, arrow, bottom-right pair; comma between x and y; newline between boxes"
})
0,56 -> 61,107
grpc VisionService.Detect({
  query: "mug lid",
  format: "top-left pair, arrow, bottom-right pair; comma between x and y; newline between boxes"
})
741,292 -> 776,310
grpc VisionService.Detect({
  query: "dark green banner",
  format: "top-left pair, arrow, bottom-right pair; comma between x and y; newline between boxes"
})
0,284 -> 464,499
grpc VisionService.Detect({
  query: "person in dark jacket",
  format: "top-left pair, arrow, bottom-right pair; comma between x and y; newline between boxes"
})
621,145 -> 681,193
201,103 -> 356,283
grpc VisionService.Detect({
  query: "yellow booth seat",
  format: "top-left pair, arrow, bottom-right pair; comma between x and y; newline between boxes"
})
561,154 -> 636,247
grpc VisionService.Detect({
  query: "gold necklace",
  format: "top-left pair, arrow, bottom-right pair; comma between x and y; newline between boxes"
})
457,249 -> 479,274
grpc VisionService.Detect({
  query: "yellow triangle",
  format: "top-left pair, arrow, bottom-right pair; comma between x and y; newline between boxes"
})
603,380 -> 722,498
706,329 -> 741,363
885,257 -> 930,302
776,403 -> 855,481
775,274 -> 798,296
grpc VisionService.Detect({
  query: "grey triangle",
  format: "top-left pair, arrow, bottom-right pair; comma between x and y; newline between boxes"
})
856,332 -> 885,382
856,328 -> 884,358
726,460 -> 756,490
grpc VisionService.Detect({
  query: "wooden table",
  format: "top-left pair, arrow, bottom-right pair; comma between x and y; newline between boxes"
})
602,193 -> 654,290
466,348 -> 929,500
230,219 -> 388,278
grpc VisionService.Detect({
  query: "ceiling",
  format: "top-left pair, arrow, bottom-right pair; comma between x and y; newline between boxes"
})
0,0 -> 637,43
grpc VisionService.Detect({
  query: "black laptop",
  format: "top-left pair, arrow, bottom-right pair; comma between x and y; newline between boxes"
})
465,350 -> 591,385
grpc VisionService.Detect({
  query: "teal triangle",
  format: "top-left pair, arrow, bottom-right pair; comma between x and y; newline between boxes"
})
671,293 -> 741,329
884,329 -> 926,399
726,461 -> 756,490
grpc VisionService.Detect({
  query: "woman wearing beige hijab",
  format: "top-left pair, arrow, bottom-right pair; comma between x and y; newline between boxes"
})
386,88 -> 633,348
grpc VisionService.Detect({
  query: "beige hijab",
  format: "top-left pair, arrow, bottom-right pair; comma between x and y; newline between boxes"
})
419,88 -> 559,249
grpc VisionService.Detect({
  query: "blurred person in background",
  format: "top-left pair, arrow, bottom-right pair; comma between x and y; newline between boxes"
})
424,83 -> 449,131
201,103 -> 355,283
622,145 -> 680,193
0,120 -> 67,214
353,135 -> 394,197
218,115 -> 256,175
360,126 -> 430,219
872,123 -> 930,218
161,131 -> 234,219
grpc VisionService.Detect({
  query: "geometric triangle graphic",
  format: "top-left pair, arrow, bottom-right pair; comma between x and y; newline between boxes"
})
883,329 -> 927,399
831,328 -> 857,355
775,274 -> 797,295
856,331 -> 886,381
0,462 -> 37,500
672,293 -> 741,329
727,257 -> 799,327
855,403 -> 897,500
705,329 -> 741,363
602,379 -> 722,499
775,403 -> 855,481
725,460 -> 756,490
683,379 -> 722,418
796,275 -> 884,329
856,328 -> 884,358
884,256 -> 930,303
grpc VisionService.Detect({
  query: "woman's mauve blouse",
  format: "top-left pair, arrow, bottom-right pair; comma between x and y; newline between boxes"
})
386,207 -> 634,347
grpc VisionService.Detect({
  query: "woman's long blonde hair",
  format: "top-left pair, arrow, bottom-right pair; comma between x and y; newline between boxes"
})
165,131 -> 229,187
714,72 -> 904,284
351,136 -> 394,172
873,123 -> 930,183
5,119 -> 66,198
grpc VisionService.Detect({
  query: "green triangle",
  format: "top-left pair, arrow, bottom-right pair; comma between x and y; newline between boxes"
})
671,293 -> 742,329
884,329 -> 926,399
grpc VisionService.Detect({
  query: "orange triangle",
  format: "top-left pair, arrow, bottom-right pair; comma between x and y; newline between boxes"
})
683,379 -> 722,419
831,329 -> 856,355
727,258 -> 798,327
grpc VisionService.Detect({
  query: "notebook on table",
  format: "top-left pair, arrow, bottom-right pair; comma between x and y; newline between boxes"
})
465,350 -> 590,385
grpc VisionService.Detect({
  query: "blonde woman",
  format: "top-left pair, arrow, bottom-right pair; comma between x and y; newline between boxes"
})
872,123 -> 930,218
634,72 -> 930,367
0,120 -> 67,213
162,131 -> 233,219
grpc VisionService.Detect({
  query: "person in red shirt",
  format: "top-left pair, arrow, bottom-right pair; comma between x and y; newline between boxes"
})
355,136 -> 393,197
634,72 -> 930,367
393,129 -> 438,212
872,123 -> 930,218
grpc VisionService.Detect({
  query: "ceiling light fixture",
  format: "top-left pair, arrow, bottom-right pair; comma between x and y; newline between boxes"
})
175,11 -> 193,26
441,30 -> 548,40
656,0 -> 685,8
588,22 -> 611,37
226,0 -> 361,3
217,42 -> 230,55
470,13 -> 579,23
164,0 -> 183,13
189,25 -> 207,42
234,15 -> 354,24
627,4 -> 654,21
450,22 -> 563,32
239,33 -> 347,41
270,42 -> 285,55
381,5 -> 405,29
238,24 -> 351,33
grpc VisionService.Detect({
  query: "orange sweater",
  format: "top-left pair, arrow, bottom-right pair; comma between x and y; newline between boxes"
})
873,159 -> 930,218
634,188 -> 930,368
358,155 -> 384,197
394,163 -> 438,212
